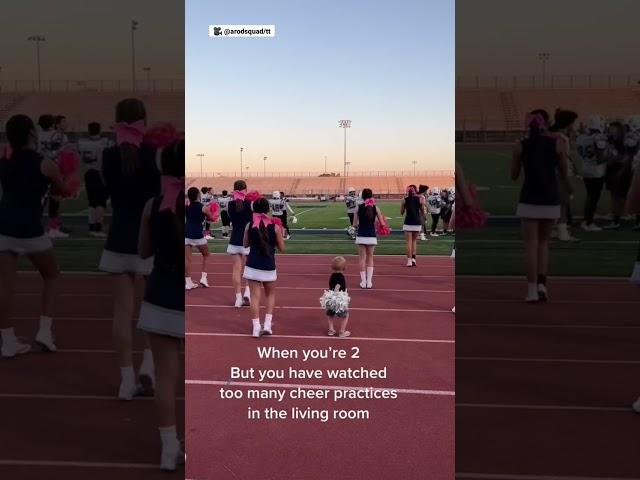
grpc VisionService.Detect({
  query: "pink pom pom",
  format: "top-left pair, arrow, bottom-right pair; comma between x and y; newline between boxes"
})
208,202 -> 220,222
64,175 -> 81,198
143,123 -> 181,149
272,217 -> 283,227
58,150 -> 80,176
375,220 -> 392,236
246,190 -> 261,202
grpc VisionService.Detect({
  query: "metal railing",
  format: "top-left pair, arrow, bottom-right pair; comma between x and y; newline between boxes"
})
456,74 -> 640,90
187,170 -> 454,178
0,79 -> 184,93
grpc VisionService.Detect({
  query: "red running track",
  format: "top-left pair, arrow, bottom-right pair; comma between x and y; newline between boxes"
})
0,273 -> 184,479
456,276 -> 640,480
186,253 -> 455,480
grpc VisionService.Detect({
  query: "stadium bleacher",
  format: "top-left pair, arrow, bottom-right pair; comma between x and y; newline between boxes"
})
187,174 -> 454,196
456,88 -> 640,132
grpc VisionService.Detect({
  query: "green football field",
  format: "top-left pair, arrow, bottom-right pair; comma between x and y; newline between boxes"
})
33,199 -> 452,271
457,145 -> 639,277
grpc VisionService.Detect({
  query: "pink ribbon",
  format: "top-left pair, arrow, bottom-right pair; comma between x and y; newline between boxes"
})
233,189 -> 247,201
252,213 -> 272,229
113,120 -> 145,147
525,113 -> 546,130
406,186 -> 417,195
159,176 -> 183,213
364,198 -> 376,207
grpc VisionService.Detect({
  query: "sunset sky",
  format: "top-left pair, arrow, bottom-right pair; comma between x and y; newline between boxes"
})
186,0 -> 454,174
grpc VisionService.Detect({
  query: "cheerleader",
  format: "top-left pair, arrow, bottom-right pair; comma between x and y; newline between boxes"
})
228,180 -> 252,308
137,140 -> 185,470
0,115 -> 73,357
242,197 -> 285,337
99,98 -> 160,400
353,188 -> 386,289
319,256 -> 351,337
185,187 -> 213,289
401,185 -> 426,267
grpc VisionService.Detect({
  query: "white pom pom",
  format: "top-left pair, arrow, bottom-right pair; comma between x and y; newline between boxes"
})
319,290 -> 350,315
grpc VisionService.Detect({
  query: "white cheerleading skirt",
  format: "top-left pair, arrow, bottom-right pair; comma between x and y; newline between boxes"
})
99,249 -> 154,275
243,266 -> 277,282
516,203 -> 561,220
227,244 -> 250,255
355,236 -> 378,246
137,301 -> 184,338
0,234 -> 52,256
185,237 -> 207,247
402,224 -> 422,232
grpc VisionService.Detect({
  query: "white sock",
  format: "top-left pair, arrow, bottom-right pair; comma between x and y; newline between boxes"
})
200,272 -> 207,281
39,316 -> 53,332
236,293 -> 243,302
120,365 -> 135,386
264,314 -> 273,328
1,328 -> 17,346
159,425 -> 179,448
252,318 -> 261,327
557,223 -> 569,236
244,286 -> 251,298
366,267 -> 374,284
527,282 -> 538,297
185,276 -> 193,285
360,271 -> 366,284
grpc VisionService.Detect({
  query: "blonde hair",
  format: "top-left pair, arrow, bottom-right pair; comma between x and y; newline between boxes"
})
331,256 -> 346,272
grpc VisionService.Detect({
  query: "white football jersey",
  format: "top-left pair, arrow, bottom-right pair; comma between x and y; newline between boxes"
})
217,196 -> 231,211
201,192 -> 213,206
269,198 -> 285,216
345,195 -> 358,213
77,136 -> 111,168
574,134 -> 605,178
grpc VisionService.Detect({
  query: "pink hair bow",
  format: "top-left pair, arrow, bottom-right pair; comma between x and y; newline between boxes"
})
364,198 -> 376,207
524,113 -> 546,130
233,190 -> 247,201
113,120 -> 145,147
406,186 -> 417,195
159,175 -> 184,213
252,213 -> 272,229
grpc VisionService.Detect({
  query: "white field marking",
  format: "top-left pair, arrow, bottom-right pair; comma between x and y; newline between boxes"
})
459,239 -> 638,245
186,332 -> 454,344
203,261 -> 453,268
456,403 -> 632,413
0,460 -> 159,470
290,208 -> 315,217
456,473 -> 640,480
205,253 -> 454,258
457,323 -> 640,330
201,272 -> 454,278
187,304 -> 453,314
0,393 -> 184,401
457,357 -> 640,365
202,285 -> 454,293
185,380 -> 455,397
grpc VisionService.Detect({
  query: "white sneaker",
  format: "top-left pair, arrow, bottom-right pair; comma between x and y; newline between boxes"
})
359,281 -> 367,289
262,321 -> 273,336
252,322 -> 262,338
185,279 -> 198,290
366,281 -> 373,289
430,232 -> 439,237
93,231 -> 106,238
632,397 -> 640,414
558,233 -> 579,242
205,234 -> 214,240
199,276 -> 209,288
160,442 -> 185,471
1,340 -> 31,358
580,221 -> 602,232
537,284 -> 549,302
35,329 -> 57,352
48,228 -> 69,239
525,292 -> 539,303
406,258 -> 413,267
411,258 -> 417,267
419,233 -> 427,241
118,381 -> 140,401
602,222 -> 620,230
234,296 -> 244,308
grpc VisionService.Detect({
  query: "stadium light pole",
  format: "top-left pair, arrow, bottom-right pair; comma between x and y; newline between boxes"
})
263,156 -> 267,176
412,160 -> 417,176
27,35 -> 45,91
143,66 -> 151,91
240,147 -> 244,176
538,52 -> 550,88
196,153 -> 205,177
338,120 -> 351,180
131,20 -> 139,91
324,155 -> 327,174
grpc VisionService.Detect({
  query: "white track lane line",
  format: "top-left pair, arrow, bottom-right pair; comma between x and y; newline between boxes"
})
456,403 -> 632,413
456,474 -> 640,480
0,460 -> 159,469
187,304 -> 452,313
187,332 -> 454,344
201,272 -> 453,278
198,285 -> 454,293
459,298 -> 640,305
185,380 -> 454,396
458,323 -> 640,329
457,357 -> 640,365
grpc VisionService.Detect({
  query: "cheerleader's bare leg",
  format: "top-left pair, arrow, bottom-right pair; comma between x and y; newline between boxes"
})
249,280 -> 263,337
27,249 -> 59,352
0,252 -> 29,357
262,281 -> 276,334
